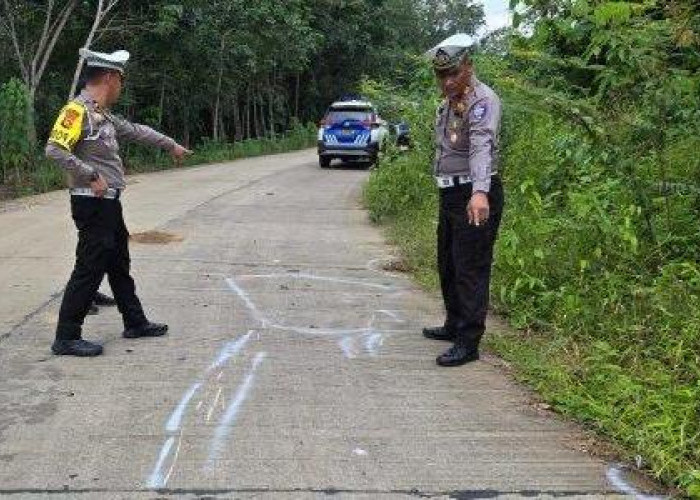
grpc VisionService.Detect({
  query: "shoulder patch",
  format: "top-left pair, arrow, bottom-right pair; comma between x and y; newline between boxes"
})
470,102 -> 488,122
49,101 -> 85,151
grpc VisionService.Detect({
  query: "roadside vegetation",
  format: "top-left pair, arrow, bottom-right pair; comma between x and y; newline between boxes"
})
364,1 -> 700,497
0,0 -> 484,199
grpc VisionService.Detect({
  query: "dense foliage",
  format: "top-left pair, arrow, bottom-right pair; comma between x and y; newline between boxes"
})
365,1 -> 700,496
0,0 -> 483,196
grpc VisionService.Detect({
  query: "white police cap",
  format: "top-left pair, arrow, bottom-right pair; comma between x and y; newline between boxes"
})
79,48 -> 130,74
425,34 -> 477,70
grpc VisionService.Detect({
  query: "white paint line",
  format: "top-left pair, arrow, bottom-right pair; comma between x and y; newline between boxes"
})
225,277 -> 268,326
208,330 -> 253,372
606,464 -> 665,500
238,272 -> 395,290
339,336 -> 356,359
207,386 -> 223,422
377,309 -> 405,322
364,332 -> 383,357
207,352 -> 267,465
146,436 -> 175,489
166,383 -> 202,433
352,448 -> 368,456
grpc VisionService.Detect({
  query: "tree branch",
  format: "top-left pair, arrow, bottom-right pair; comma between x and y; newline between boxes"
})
35,0 -> 76,93
32,0 -> 55,78
2,0 -> 29,83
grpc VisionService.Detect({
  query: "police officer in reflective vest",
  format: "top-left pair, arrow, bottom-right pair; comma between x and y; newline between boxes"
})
46,48 -> 191,357
422,34 -> 505,367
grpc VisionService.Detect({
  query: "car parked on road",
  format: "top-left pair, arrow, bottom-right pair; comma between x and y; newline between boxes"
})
317,99 -> 389,168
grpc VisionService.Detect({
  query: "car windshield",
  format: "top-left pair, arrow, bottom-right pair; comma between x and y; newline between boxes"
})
326,109 -> 372,124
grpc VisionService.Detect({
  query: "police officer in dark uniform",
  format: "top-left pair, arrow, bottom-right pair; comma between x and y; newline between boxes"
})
422,34 -> 505,367
46,48 -> 192,357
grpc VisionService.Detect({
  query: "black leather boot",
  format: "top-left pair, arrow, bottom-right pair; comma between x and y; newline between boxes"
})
52,339 -> 103,357
422,325 -> 455,341
436,331 -> 481,367
123,321 -> 168,339
94,291 -> 117,306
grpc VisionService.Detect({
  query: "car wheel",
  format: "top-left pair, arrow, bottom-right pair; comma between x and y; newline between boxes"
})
319,157 -> 331,168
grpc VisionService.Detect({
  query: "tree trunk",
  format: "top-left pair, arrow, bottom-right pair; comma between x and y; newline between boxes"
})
258,88 -> 266,138
157,73 -> 166,128
68,0 -> 120,99
212,38 -> 226,142
26,87 -> 37,148
252,85 -> 259,138
182,100 -> 190,148
295,72 -> 300,121
68,0 -> 104,98
245,83 -> 251,139
2,0 -> 78,145
232,91 -> 242,141
268,74 -> 275,138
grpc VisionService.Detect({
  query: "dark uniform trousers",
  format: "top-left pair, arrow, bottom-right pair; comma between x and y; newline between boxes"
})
437,175 -> 504,346
55,195 -> 147,340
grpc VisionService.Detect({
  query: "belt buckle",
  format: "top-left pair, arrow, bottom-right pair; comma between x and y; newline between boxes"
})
436,176 -> 454,188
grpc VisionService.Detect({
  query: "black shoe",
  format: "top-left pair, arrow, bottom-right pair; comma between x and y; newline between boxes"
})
52,339 -> 103,357
123,321 -> 168,339
423,326 -> 455,341
436,345 -> 479,367
94,292 -> 117,306
87,304 -> 99,315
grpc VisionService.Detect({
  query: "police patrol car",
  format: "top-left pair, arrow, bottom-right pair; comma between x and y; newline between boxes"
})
317,99 -> 388,168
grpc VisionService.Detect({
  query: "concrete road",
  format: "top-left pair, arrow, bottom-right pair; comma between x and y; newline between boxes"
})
0,151 -> 652,499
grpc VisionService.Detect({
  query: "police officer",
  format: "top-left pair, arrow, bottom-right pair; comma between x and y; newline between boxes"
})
46,48 -> 191,357
422,34 -> 504,367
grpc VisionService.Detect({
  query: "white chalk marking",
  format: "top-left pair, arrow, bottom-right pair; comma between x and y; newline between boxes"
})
272,323 -> 368,336
146,436 -> 175,489
207,352 -> 267,464
209,330 -> 253,371
166,383 -> 202,433
606,464 -> 664,500
225,277 -> 268,326
163,433 -> 183,487
196,401 -> 203,411
147,329 -> 255,488
353,448 -> 368,456
339,336 -> 356,359
377,309 -> 405,322
207,386 -> 223,422
364,332 -> 383,356
238,272 -> 395,290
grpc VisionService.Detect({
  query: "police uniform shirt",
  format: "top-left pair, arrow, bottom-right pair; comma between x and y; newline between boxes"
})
433,75 -> 501,193
46,89 -> 177,189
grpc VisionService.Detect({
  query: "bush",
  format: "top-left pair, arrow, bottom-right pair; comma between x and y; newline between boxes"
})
0,79 -> 32,184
